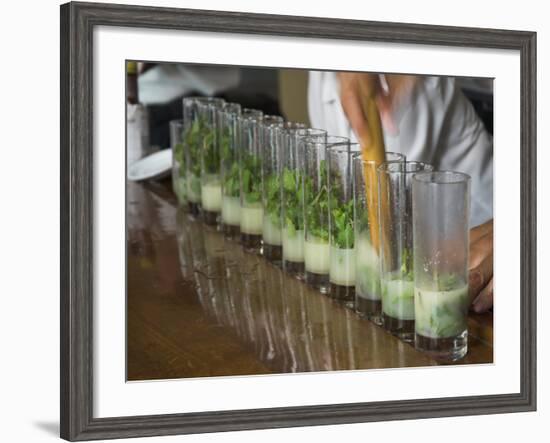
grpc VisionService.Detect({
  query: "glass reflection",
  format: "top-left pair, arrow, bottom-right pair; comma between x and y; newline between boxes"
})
174,202 -> 435,374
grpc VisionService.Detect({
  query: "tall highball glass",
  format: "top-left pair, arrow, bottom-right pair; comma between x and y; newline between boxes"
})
198,98 -> 228,225
281,128 -> 327,279
378,161 -> 433,341
219,103 -> 243,238
303,135 -> 347,293
413,171 -> 471,361
262,120 -> 304,264
238,109 -> 264,252
327,142 -> 360,307
353,152 -> 405,324
182,96 -> 225,218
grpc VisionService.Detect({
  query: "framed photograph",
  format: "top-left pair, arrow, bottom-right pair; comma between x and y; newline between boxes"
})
60,1 -> 536,440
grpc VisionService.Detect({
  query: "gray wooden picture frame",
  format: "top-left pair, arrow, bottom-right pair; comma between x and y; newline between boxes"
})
60,1 -> 537,441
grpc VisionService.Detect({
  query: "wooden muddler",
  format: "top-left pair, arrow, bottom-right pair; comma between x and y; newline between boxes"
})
360,94 -> 389,258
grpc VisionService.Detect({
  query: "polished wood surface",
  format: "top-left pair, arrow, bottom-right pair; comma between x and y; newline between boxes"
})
127,180 -> 493,381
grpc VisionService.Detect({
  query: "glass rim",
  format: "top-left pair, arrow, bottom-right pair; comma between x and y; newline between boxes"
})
221,102 -> 242,114
183,96 -> 225,105
241,108 -> 264,117
283,121 -> 307,130
293,127 -> 328,136
240,108 -> 264,121
412,170 -> 471,184
327,142 -> 360,152
352,151 -> 405,165
242,107 -> 263,115
262,115 -> 285,127
377,160 -> 434,174
263,114 -> 284,121
302,134 -> 347,147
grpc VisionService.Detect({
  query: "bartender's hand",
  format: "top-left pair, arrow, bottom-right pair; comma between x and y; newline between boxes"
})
337,72 -> 417,143
338,73 -> 380,145
469,220 -> 494,312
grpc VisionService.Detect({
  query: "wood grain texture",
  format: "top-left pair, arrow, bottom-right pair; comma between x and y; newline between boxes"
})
60,1 -> 537,441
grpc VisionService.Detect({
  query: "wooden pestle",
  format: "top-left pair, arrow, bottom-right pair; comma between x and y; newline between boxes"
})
360,94 -> 389,260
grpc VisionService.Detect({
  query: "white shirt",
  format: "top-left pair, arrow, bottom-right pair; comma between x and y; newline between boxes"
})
308,71 -> 493,227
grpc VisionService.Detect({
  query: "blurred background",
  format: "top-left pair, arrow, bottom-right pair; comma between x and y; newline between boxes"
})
128,61 -> 493,150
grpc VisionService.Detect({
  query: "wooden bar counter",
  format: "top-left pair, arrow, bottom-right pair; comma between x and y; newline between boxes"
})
127,180 -> 493,381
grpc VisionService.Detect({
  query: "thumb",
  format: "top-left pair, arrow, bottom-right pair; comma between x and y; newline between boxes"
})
469,251 -> 493,300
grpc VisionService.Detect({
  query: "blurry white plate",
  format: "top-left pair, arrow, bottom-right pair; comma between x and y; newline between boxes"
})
128,149 -> 172,181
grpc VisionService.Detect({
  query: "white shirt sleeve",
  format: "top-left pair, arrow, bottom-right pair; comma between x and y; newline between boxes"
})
308,72 -> 493,227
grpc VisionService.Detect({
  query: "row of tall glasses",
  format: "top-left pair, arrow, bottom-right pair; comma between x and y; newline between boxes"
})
170,96 -> 471,361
